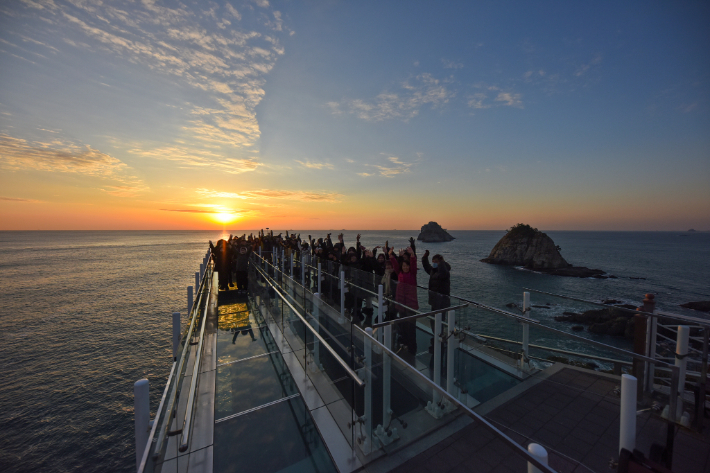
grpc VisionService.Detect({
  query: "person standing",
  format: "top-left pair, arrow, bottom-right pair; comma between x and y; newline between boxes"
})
390,247 -> 419,356
422,250 -> 451,354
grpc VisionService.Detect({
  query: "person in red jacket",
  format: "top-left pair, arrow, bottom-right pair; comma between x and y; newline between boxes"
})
389,247 -> 419,355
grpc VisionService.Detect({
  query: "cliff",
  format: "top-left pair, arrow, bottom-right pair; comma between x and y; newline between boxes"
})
417,221 -> 455,242
481,224 -> 607,278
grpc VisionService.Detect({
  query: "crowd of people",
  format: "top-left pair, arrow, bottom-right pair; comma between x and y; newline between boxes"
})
210,230 -> 451,355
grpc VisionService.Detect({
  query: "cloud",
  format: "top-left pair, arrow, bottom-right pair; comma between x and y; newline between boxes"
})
575,54 -> 603,77
0,196 -> 42,203
333,73 -> 454,122
196,188 -> 246,199
160,208 -> 220,213
495,92 -> 522,107
126,143 -> 261,174
100,185 -> 146,197
196,188 -> 342,202
0,133 -> 127,176
442,59 -> 463,69
295,160 -> 334,170
467,85 -> 523,110
365,156 -> 414,177
225,3 -> 241,20
10,0 -> 290,169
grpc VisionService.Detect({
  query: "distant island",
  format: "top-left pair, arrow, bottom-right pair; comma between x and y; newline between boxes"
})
417,221 -> 455,242
481,223 -> 608,278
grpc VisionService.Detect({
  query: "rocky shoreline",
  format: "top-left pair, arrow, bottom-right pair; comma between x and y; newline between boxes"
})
680,301 -> 710,312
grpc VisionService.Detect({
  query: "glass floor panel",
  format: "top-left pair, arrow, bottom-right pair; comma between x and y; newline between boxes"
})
455,349 -> 521,403
215,351 -> 298,419
213,397 -> 336,473
216,324 -> 271,365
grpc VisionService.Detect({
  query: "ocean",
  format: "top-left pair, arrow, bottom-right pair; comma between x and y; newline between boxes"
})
0,230 -> 708,472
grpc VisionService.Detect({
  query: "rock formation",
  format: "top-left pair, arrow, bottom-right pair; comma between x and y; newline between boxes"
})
417,221 -> 455,242
481,224 -> 607,278
555,308 -> 635,338
680,301 -> 710,312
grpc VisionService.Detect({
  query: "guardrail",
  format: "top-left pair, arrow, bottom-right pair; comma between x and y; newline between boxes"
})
136,249 -> 213,473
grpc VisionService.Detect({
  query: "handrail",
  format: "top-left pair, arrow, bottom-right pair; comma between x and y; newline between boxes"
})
152,255 -> 212,459
466,333 -> 633,366
371,303 -> 469,328
351,324 -> 558,473
254,264 -> 366,387
179,267 -> 213,452
524,287 -> 710,327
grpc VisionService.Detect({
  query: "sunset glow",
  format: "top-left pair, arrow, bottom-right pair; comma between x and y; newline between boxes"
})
0,2 -> 708,231
213,213 -> 240,225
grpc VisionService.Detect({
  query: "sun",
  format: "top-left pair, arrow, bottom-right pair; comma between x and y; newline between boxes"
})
213,212 -> 239,224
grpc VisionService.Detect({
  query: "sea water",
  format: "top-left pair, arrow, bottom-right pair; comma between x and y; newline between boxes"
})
0,230 -> 708,472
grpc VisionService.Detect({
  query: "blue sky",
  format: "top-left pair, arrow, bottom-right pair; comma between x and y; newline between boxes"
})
0,0 -> 708,230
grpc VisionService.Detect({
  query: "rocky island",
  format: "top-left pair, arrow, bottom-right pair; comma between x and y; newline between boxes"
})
417,221 -> 455,242
481,223 -> 608,278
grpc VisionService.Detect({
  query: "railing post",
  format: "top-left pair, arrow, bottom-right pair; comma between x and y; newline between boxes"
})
339,270 -> 346,324
317,263 -> 322,294
695,328 -> 709,430
620,374 -> 637,454
643,294 -> 657,394
312,293 -> 321,369
172,312 -> 181,361
134,378 -> 150,471
433,312 -> 442,403
200,263 -> 204,281
194,272 -> 199,293
447,310 -> 456,394
363,327 -> 373,454
675,325 -> 689,417
527,443 -> 548,473
290,252 -> 294,278
633,294 -> 652,400
383,322 -> 392,428
522,292 -> 530,370
647,315 -> 658,393
301,254 -> 305,286
187,286 -> 193,316
281,248 -> 285,276
378,284 -> 384,344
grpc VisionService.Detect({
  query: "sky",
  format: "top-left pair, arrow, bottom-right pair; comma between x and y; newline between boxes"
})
0,0 -> 708,231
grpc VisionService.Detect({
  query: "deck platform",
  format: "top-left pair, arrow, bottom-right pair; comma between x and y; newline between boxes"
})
387,365 -> 710,473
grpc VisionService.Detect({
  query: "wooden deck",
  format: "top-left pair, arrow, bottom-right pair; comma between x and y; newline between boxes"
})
387,366 -> 710,473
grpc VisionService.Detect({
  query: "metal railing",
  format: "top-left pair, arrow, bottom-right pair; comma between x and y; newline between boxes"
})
253,262 -> 365,387
179,269 -> 213,452
137,250 -> 213,473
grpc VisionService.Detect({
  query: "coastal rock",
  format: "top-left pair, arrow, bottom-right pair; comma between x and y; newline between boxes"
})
680,301 -> 710,313
417,221 -> 455,242
480,223 -> 607,277
555,307 -> 635,338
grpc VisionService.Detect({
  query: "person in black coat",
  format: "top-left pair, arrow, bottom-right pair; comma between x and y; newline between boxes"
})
422,250 -> 451,351
422,250 -> 450,308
